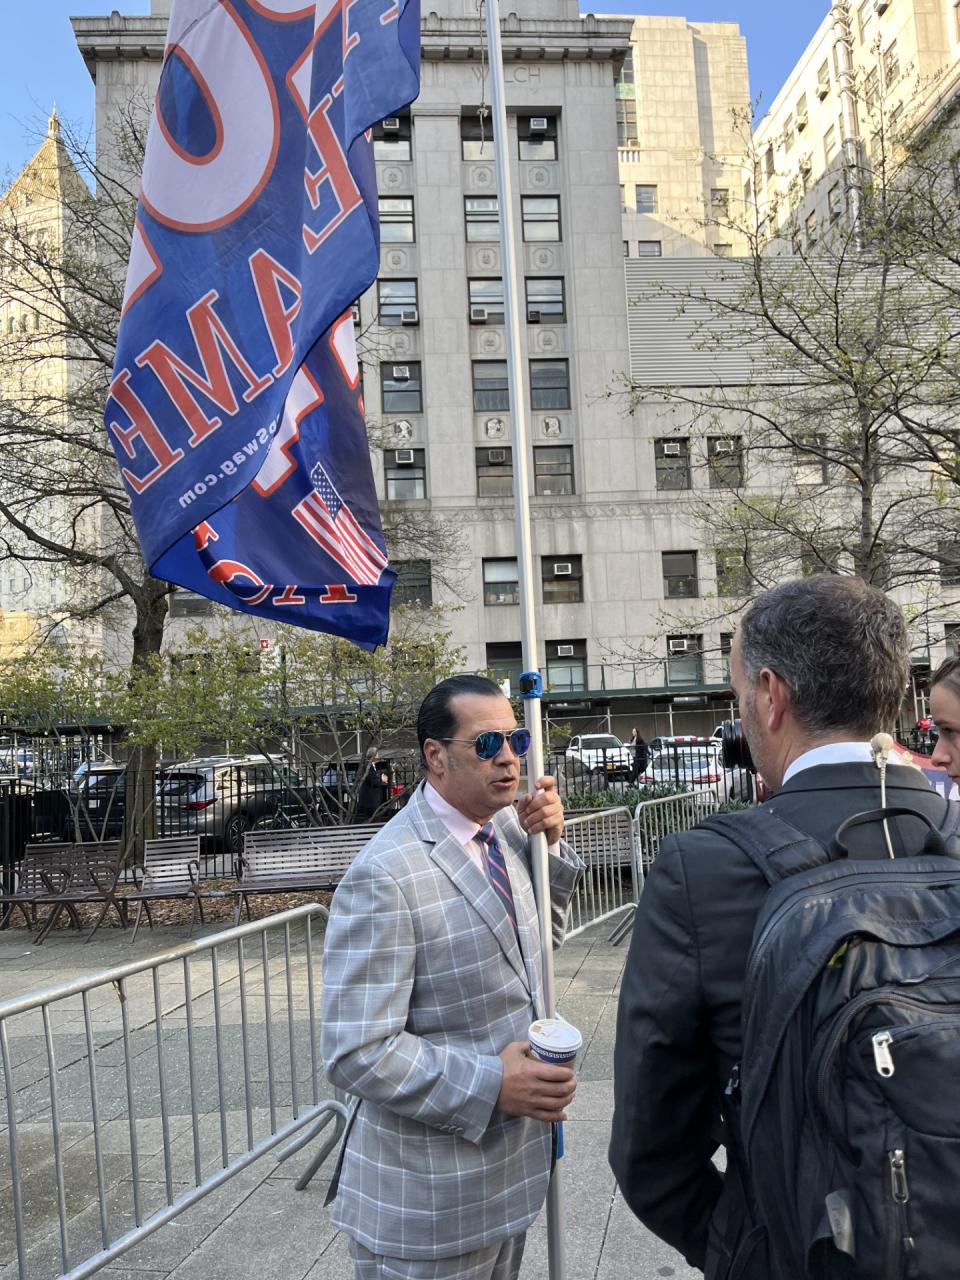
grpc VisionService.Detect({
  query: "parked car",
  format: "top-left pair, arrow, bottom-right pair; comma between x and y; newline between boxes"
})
564,734 -> 633,783
639,744 -> 732,800
157,755 -> 302,853
65,764 -> 129,840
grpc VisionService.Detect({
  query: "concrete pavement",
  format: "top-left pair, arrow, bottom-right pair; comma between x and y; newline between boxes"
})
0,914 -> 700,1280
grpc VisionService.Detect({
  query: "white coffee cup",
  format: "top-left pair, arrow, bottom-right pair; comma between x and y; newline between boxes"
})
527,1017 -> 582,1066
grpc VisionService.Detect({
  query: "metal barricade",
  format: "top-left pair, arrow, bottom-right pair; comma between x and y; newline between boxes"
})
607,792 -> 712,944
563,807 -> 639,939
0,905 -> 346,1280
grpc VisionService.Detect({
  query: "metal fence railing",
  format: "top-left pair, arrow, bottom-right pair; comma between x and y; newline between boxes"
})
563,807 -> 638,939
0,905 -> 347,1280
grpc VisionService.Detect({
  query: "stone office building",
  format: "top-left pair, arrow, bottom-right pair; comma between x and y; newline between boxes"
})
74,0 -> 758,734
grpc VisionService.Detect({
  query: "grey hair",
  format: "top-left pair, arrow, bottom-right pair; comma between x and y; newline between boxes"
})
737,576 -> 909,736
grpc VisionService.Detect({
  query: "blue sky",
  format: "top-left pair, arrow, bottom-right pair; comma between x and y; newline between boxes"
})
0,0 -> 824,179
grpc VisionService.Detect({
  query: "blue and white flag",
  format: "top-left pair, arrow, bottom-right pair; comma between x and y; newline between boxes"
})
106,0 -> 420,649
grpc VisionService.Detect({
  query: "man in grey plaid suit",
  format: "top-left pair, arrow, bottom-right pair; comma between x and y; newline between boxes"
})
321,674 -> 584,1280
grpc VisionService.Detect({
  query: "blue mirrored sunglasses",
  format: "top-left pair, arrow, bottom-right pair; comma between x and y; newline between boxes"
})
441,729 -> 532,760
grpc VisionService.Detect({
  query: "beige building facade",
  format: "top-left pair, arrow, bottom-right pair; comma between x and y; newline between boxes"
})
617,15 -> 751,259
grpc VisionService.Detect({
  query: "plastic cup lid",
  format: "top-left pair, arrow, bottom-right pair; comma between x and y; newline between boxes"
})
528,1017 -> 582,1052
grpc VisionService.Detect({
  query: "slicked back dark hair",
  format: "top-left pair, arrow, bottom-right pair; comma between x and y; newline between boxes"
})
738,576 -> 909,736
417,675 -> 508,767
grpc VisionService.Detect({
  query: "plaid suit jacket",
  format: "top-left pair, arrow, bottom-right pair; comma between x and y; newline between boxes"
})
320,783 -> 583,1260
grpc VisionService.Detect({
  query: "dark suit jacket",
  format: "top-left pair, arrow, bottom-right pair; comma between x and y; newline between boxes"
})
609,762 -> 952,1279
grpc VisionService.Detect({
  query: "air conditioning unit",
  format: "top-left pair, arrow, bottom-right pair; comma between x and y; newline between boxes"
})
816,80 -> 829,101
470,306 -> 488,322
556,644 -> 575,657
527,308 -> 541,322
553,562 -> 572,576
799,154 -> 812,176
529,117 -> 548,131
400,307 -> 419,324
669,639 -> 692,653
796,110 -> 809,131
874,0 -> 888,12
382,117 -> 401,131
392,365 -> 410,380
351,302 -> 361,324
488,448 -> 506,464
395,449 -> 415,464
662,441 -> 682,456
714,438 -> 735,453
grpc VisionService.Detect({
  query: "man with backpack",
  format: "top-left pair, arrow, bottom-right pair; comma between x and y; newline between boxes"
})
610,576 -> 960,1280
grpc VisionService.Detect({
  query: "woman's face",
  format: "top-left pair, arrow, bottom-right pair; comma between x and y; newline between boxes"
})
930,682 -> 960,783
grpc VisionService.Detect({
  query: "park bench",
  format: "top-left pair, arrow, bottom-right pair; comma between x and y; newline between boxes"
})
31,841 -> 126,944
234,824 -> 382,923
0,842 -> 78,931
127,835 -> 225,942
562,808 -> 637,871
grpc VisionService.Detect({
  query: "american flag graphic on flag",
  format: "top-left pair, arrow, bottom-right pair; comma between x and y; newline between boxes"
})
293,463 -> 389,588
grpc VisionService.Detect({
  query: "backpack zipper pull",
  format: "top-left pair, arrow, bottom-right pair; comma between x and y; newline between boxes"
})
889,1149 -> 909,1203
872,1030 -> 895,1077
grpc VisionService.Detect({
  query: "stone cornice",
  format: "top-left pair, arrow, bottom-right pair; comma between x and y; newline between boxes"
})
71,11 -> 633,72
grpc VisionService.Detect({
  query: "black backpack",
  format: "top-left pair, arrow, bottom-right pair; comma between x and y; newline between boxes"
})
700,802 -> 960,1280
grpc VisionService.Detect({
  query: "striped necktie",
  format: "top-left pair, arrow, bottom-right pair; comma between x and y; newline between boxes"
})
478,822 -> 518,935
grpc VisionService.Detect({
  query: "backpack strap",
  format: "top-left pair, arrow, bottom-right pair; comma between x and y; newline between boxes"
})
696,809 -> 829,888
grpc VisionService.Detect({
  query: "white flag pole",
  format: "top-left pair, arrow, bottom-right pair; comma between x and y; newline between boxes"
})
481,2 -> 566,1277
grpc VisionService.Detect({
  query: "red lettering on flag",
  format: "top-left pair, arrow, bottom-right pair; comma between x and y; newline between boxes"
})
320,584 -> 359,604
207,558 -> 272,606
193,521 -> 220,550
302,97 -> 363,254
273,585 -> 307,605
137,290 -> 273,447
249,249 -> 302,376
107,369 -> 185,494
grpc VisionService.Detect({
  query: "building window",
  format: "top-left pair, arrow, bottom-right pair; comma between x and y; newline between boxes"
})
372,113 -> 411,161
384,448 -> 426,500
662,551 -> 698,599
546,640 -> 586,692
469,278 -> 505,324
713,243 -> 732,257
655,438 -> 690,490
472,361 -> 510,412
169,589 -> 214,618
393,560 -> 432,607
635,184 -> 658,214
764,146 -> 775,178
883,41 -> 900,85
828,182 -> 844,220
381,362 -> 422,414
465,196 -> 499,242
710,188 -> 729,213
461,111 -> 495,161
817,59 -> 831,98
858,0 -> 873,40
525,277 -> 565,323
534,446 -> 574,496
864,67 -> 879,114
743,177 -> 753,206
946,623 -> 960,659
616,97 -> 637,146
953,154 -> 960,196
889,102 -> 903,133
530,360 -> 570,410
518,114 -> 557,161
476,446 -> 513,497
486,641 -> 523,691
716,549 -> 748,597
793,433 -> 829,485
824,124 -> 837,166
636,240 -> 662,256
521,196 -> 561,242
720,631 -> 733,682
666,635 -> 703,686
707,436 -> 743,487
483,558 -> 520,606
618,48 -> 635,87
542,555 -> 583,604
796,92 -> 809,128
940,544 -> 960,588
377,279 -> 418,325
782,115 -> 795,152
620,183 -> 627,212
623,240 -> 630,257
379,196 -> 414,242
806,209 -> 818,246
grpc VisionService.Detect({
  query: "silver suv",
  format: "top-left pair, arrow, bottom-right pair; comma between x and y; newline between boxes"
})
157,756 -> 301,854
